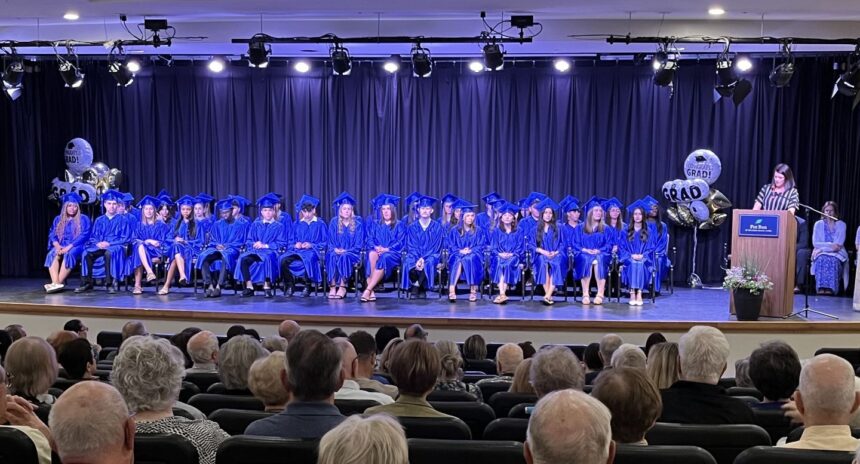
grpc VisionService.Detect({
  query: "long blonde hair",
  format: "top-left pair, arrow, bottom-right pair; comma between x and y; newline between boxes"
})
338,204 -> 357,234
646,342 -> 680,390
56,201 -> 82,243
584,206 -> 606,234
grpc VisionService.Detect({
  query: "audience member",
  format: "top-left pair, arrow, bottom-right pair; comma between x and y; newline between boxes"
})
583,342 -> 603,376
374,326 -> 400,354
366,340 -> 456,419
49,381 -> 134,464
404,323 -> 428,341
46,330 -> 78,354
226,325 -> 247,339
318,414 -> 408,464
509,358 -> 536,395
170,327 -> 203,368
57,338 -> 98,380
333,338 -> 394,405
435,340 -> 482,400
477,343 -> 524,386
277,319 -> 301,343
734,358 -> 753,388
0,329 -> 11,363
348,330 -> 398,397
111,336 -> 229,464
525,389 -> 615,464
644,332 -> 667,356
261,336 -> 287,352
0,364 -> 52,464
186,330 -> 220,374
378,337 -> 404,375
326,327 -> 349,339
218,335 -> 268,394
646,342 -> 680,390
245,330 -> 346,438
63,319 -> 90,340
244,328 -> 261,341
610,343 -> 647,370
463,334 -> 487,360
592,367 -> 662,444
121,320 -> 148,340
658,326 -> 754,424
530,346 -> 584,398
778,354 -> 860,451
748,340 -> 800,409
247,352 -> 290,412
519,341 -> 536,359
5,336 -> 59,406
4,323 -> 26,341
586,334 -> 623,384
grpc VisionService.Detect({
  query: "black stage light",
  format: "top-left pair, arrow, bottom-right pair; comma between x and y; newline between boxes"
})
59,61 -> 84,88
769,43 -> 795,88
411,45 -> 432,78
833,49 -> 860,99
483,43 -> 505,71
108,60 -> 135,87
652,50 -> 678,87
331,45 -> 352,76
2,59 -> 24,88
248,40 -> 271,69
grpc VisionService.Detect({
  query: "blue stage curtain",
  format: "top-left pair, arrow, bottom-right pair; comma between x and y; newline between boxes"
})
2,58 -> 860,282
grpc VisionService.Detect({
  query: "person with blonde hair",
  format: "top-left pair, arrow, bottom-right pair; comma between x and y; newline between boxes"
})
44,192 -> 91,293
248,352 -> 290,412
318,414 -> 408,464
610,343 -> 647,370
509,358 -> 536,394
218,335 -> 268,393
378,337 -> 404,375
4,337 -> 59,406
646,342 -> 680,390
434,340 -> 482,400
326,193 -> 365,299
571,198 -> 613,305
0,364 -> 53,464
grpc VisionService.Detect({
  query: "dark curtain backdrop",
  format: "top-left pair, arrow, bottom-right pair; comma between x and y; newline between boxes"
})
2,57 -> 860,281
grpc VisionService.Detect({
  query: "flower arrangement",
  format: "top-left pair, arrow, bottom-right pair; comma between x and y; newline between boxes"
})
723,262 -> 774,295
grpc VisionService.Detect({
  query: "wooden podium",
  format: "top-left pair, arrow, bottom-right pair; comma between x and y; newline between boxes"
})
730,210 -> 796,318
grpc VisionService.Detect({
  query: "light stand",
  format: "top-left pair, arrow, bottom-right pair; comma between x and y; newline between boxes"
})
784,203 -> 839,320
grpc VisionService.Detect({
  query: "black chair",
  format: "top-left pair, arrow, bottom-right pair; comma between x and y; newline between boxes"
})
207,383 -> 253,396
734,446 -> 854,464
135,433 -> 199,464
334,399 -> 380,416
96,330 -> 124,349
786,426 -> 860,443
614,444 -> 717,464
751,407 -> 794,444
478,381 -> 513,402
179,381 -> 201,403
717,377 -> 736,389
815,348 -> 860,370
427,390 -> 479,402
726,387 -> 764,401
209,409 -> 275,435
645,423 -> 771,464
172,407 -> 198,420
215,436 -> 318,464
430,401 -> 496,439
98,346 -> 117,360
463,373 -> 494,384
464,358 -> 498,375
733,396 -> 762,406
483,418 -> 529,442
187,393 -> 264,416
0,427 -> 42,464
488,392 -> 538,418
51,377 -> 82,391
507,403 -> 534,418
408,438 -> 526,464
185,372 -> 222,393
398,416 -> 472,440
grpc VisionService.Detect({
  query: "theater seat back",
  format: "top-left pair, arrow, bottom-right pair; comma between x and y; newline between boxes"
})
734,446 -> 854,464
135,433 -> 199,464
215,436 -> 317,464
614,444 -> 717,464
408,438 -> 525,464
645,423 -> 770,464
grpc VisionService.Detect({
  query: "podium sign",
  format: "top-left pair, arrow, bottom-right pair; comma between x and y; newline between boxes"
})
738,214 -> 781,238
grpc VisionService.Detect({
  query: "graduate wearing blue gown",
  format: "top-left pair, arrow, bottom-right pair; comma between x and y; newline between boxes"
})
156,191 -> 176,229
279,195 -> 328,297
197,199 -> 249,297
76,190 -> 132,294
230,194 -> 252,225
361,195 -> 405,302
602,197 -> 626,256
572,197 -> 614,305
326,192 -> 365,299
643,195 -> 671,293
518,192 -> 547,242
193,194 -> 214,241
130,195 -> 172,294
402,196 -> 445,298
476,192 -> 504,232
620,201 -> 656,306
446,201 -> 487,302
489,202 -> 524,304
122,192 -> 141,223
559,197 -> 582,257
438,193 -> 460,236
400,191 -> 422,227
529,198 -> 566,305
45,192 -> 92,293
236,195 -> 287,298
159,196 -> 202,294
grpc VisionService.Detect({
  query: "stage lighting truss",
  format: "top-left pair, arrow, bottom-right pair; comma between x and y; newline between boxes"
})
247,35 -> 271,69
1,50 -> 25,101
330,43 -> 352,76
652,41 -> 679,88
713,38 -> 752,105
411,44 -> 432,78
54,41 -> 84,89
107,44 -> 137,87
769,42 -> 795,88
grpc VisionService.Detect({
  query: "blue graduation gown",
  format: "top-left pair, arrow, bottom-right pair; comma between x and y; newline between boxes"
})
167,219 -> 202,279
620,227 -> 656,290
490,227 -> 524,285
561,222 -> 579,256
476,212 -> 494,231
45,214 -> 92,269
519,216 -> 540,242
365,220 -> 405,278
131,221 -> 171,271
326,218 -> 365,282
401,219 -> 445,289
571,226 -> 613,280
447,227 -> 487,286
649,221 -> 671,292
235,219 -> 287,283
195,216 -> 213,242
82,214 -> 131,281
196,218 -> 248,272
279,218 -> 328,283
606,222 -> 626,255
530,225 -> 566,285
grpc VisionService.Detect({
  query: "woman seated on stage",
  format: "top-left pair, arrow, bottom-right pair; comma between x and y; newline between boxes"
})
620,201 -> 656,306
477,192 -> 504,232
400,191 -> 422,227
439,193 -> 459,232
603,197 -> 625,256
530,198 -> 565,306
197,199 -> 249,298
519,192 -> 547,239
753,163 -> 799,214
159,196 -> 200,295
572,197 -> 613,305
193,194 -> 214,234
401,196 -> 445,299
362,195 -> 405,303
447,201 -> 487,302
326,192 -> 365,299
229,194 -> 252,224
490,202 -> 525,304
156,191 -> 176,228
811,201 -> 849,295
642,195 -> 671,294
44,192 -> 91,293
236,195 -> 287,299
279,195 -> 328,297
131,196 -> 171,295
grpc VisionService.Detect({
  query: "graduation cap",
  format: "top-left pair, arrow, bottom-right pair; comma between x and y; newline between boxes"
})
195,193 -> 214,205
121,192 -> 135,205
641,195 -> 660,210
453,199 -> 478,214
230,195 -> 251,210
216,198 -> 234,211
496,202 -> 520,215
266,192 -> 284,204
374,194 -> 400,209
175,195 -> 196,208
416,195 -> 438,208
627,199 -> 648,214
405,191 -> 423,206
481,191 -> 503,204
157,189 -> 173,202
560,195 -> 581,213
602,197 -> 624,212
257,194 -> 279,209
101,189 -> 123,203
440,193 -> 459,206
536,197 -> 560,213
295,194 -> 321,212
584,196 -> 607,213
526,191 -> 548,206
60,192 -> 83,205
332,191 -> 358,208
517,197 -> 530,209
136,195 -> 161,209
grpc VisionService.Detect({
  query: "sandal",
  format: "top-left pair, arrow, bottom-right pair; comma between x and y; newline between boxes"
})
145,272 -> 157,282
448,288 -> 457,302
132,287 -> 143,295
157,288 -> 169,295
582,295 -> 591,305
469,289 -> 478,302
336,287 -> 347,299
369,292 -> 377,302
327,287 -> 338,299
360,290 -> 372,303
542,296 -> 554,306
594,295 -> 604,305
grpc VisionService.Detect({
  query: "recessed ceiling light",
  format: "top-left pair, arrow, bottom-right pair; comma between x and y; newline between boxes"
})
63,11 -> 80,21
708,7 -> 725,16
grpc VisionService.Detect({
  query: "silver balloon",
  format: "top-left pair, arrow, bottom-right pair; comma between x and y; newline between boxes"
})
689,200 -> 710,221
683,149 -> 722,185
90,161 -> 110,177
81,168 -> 100,186
64,138 -> 94,177
688,178 -> 709,201
108,168 -> 123,188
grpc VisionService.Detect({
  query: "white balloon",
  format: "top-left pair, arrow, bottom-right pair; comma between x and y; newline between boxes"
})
684,149 -> 722,185
671,179 -> 689,202
690,200 -> 710,221
688,178 -> 709,201
661,181 -> 675,201
64,138 -> 94,177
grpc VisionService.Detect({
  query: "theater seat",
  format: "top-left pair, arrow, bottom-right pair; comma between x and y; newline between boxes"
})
463,373 -> 495,384
726,387 -> 764,401
488,392 -> 538,418
398,416 -> 472,440
408,438 -> 525,464
184,372 -> 221,393
207,383 -> 252,396
430,401 -> 496,439
478,381 -> 513,402
135,433 -> 199,464
96,330 -> 123,349
0,427 -> 41,464
614,444 -> 717,464
209,409 -> 274,435
734,445 -> 854,464
645,423 -> 770,464
427,390 -> 479,402
814,348 -> 860,370
483,418 -> 529,442
179,381 -> 201,403
187,394 -> 264,416
215,436 -> 317,464
507,403 -> 534,418
751,408 -> 794,443
334,399 -> 380,416
464,359 -> 497,375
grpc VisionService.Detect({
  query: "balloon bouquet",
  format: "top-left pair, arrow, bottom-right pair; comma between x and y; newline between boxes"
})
661,149 -> 732,287
49,138 -> 123,206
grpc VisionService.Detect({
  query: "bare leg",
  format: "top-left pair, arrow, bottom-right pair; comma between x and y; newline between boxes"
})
366,268 -> 385,293
546,272 -> 555,298
134,267 -> 143,288
48,256 -> 61,284
137,244 -> 155,276
57,260 -> 73,285
449,263 -> 463,299
174,254 -> 187,282
498,275 -> 507,297
162,258 -> 179,292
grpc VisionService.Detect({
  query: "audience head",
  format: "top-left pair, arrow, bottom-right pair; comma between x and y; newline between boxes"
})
318,414 -> 408,464
0,329 -> 12,362
286,330 -> 344,402
326,328 -> 349,339
464,334 -> 487,360
379,338 -> 404,374
644,332 -> 667,356
510,358 -> 536,394
248,352 -> 290,411
390,340 -> 440,397
58,338 -> 96,380
796,354 -> 860,426
749,340 -> 801,402
187,330 -> 220,366
278,320 -> 301,342
333,338 -> 360,380
5,336 -> 59,398
49,381 -> 135,464
112,335 -> 185,413
610,344 -> 647,370
584,342 -> 603,371
525,389 -> 615,464
375,326 -> 400,353
678,326 -> 729,384
120,321 -> 148,340
226,325 -> 247,340
496,343 -> 525,375
646,342 -> 680,390
598,334 -> 624,366
404,324 -> 428,341
47,330 -> 79,354
244,328 -> 261,341
519,341 -> 536,359
4,324 -> 26,341
530,346 -> 584,397
219,335 -> 268,390
348,331 -> 378,378
63,319 -> 89,339
734,358 -> 753,388
435,340 -> 464,382
262,336 -> 287,353
170,327 -> 202,368
592,367 -> 662,444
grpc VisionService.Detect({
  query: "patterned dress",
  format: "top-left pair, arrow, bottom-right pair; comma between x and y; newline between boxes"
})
135,416 -> 229,464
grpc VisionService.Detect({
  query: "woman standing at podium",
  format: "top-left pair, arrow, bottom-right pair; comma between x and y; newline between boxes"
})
752,163 -> 799,214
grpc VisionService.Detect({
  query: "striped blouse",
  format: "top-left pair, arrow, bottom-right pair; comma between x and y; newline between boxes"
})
755,184 -> 799,211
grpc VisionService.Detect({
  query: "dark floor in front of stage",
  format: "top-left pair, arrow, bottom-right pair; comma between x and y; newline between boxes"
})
1,278 -> 857,322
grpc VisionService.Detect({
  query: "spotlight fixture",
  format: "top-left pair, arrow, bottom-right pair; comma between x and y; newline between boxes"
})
2,58 -> 24,101
294,60 -> 311,73
108,60 -> 135,87
735,56 -> 753,72
554,59 -> 571,72
652,43 -> 678,87
833,46 -> 860,109
330,45 -> 352,76
208,57 -> 225,73
383,54 -> 401,73
714,42 -> 752,105
468,60 -> 484,73
769,43 -> 795,88
483,43 -> 505,71
411,45 -> 432,78
247,39 -> 271,69
126,59 -> 141,73
58,61 -> 84,88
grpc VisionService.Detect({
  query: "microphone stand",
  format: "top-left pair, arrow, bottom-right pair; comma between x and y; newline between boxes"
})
784,203 -> 839,320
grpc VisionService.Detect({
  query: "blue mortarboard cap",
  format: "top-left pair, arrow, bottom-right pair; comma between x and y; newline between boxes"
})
642,195 -> 660,210
257,194 -> 278,209
230,195 -> 251,209
627,200 -> 648,214
489,197 -> 506,206
496,202 -> 520,215
584,196 -> 607,212
440,193 -> 459,205
374,194 -> 400,208
526,191 -> 548,206
101,189 -> 123,203
295,194 -> 321,212
560,195 -> 581,213
536,197 -> 560,213
121,192 -> 134,205
175,195 -> 196,207
370,194 -> 386,210
136,195 -> 161,208
517,197 -> 530,208
157,189 -> 173,201
266,192 -> 284,203
453,199 -> 478,214
405,192 -> 423,206
481,191 -> 503,204
195,194 -> 214,205
602,197 -> 624,212
61,192 -> 83,204
216,198 -> 234,211
416,195 -> 437,208
332,191 -> 358,208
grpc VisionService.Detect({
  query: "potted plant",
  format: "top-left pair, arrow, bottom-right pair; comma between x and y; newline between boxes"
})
723,262 -> 774,321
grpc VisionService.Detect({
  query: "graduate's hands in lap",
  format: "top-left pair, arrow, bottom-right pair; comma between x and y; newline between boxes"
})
175,236 -> 185,243
460,248 -> 471,255
416,258 -> 425,270
253,241 -> 265,249
632,254 -> 644,261
334,248 -> 345,254
500,252 -> 513,259
97,241 -> 110,249
61,245 -> 72,255
216,244 -> 225,251
146,239 -> 161,247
